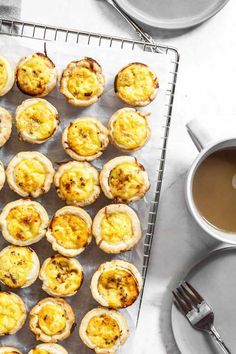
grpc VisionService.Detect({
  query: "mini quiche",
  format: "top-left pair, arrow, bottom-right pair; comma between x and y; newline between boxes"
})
92,204 -> 141,254
40,254 -> 83,297
0,55 -> 15,96
16,52 -> 57,97
0,107 -> 12,147
62,116 -> 109,161
114,63 -> 158,106
6,151 -> 55,198
46,206 -> 92,257
0,160 -> 5,191
28,343 -> 68,354
14,98 -> 59,144
0,199 -> 49,246
54,161 -> 100,206
0,347 -> 22,354
60,57 -> 105,107
108,108 -> 151,152
79,307 -> 129,354
0,291 -> 27,335
29,297 -> 75,343
91,260 -> 142,309
100,156 -> 150,203
0,245 -> 40,288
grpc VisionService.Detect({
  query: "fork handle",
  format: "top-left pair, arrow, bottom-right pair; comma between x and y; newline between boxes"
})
210,326 -> 231,354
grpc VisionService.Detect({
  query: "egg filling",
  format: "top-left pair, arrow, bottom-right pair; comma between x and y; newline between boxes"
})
109,162 -> 145,200
32,350 -> 49,354
116,64 -> 156,104
0,246 -> 33,288
38,303 -> 66,336
113,111 -> 147,149
0,293 -> 24,334
44,256 -> 83,295
67,120 -> 101,156
6,205 -> 41,242
100,212 -> 133,244
17,55 -> 52,96
67,67 -> 99,100
98,268 -> 139,308
59,166 -> 95,203
14,158 -> 46,194
16,101 -> 56,140
0,58 -> 8,93
51,214 -> 89,250
86,314 -> 121,349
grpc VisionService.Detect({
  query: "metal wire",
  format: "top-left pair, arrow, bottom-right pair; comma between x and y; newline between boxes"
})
0,17 -> 180,325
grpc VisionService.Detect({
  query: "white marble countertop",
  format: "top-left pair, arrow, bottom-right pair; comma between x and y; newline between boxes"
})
5,0 -> 236,352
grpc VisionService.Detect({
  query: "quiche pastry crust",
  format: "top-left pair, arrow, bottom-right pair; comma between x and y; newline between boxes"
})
40,254 -> 84,297
0,55 -> 15,96
6,151 -> 55,198
0,245 -> 40,288
100,156 -> 150,203
0,160 -> 5,191
46,206 -> 92,257
108,107 -> 151,152
0,198 -> 49,246
29,297 -> 75,343
54,161 -> 100,207
14,98 -> 59,144
62,116 -> 109,161
28,343 -> 68,354
92,204 -> 141,253
0,107 -> 12,148
114,62 -> 158,106
0,347 -> 22,354
16,52 -> 58,97
0,291 -> 27,336
79,307 -> 129,354
60,57 -> 105,107
91,260 -> 143,309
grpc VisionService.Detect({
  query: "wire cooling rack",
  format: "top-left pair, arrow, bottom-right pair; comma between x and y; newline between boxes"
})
0,17 -> 179,324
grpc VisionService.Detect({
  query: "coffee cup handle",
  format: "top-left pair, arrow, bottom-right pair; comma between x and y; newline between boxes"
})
186,119 -> 213,152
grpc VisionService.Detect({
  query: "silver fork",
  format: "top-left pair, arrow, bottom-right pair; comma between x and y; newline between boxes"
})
173,282 -> 231,354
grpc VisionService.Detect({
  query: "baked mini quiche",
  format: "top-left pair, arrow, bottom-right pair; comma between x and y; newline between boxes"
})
46,206 -> 92,257
28,344 -> 68,354
0,107 -> 12,147
6,151 -> 55,198
14,98 -> 59,144
60,57 -> 105,106
100,156 -> 150,203
40,254 -> 83,297
91,260 -> 142,309
0,347 -> 22,354
114,63 -> 158,106
0,160 -> 5,191
0,291 -> 27,335
62,116 -> 109,161
54,161 -> 100,206
79,307 -> 129,354
92,204 -> 141,254
0,55 -> 15,96
29,297 -> 75,342
0,245 -> 40,288
0,199 -> 49,246
108,108 -> 151,152
16,52 -> 57,97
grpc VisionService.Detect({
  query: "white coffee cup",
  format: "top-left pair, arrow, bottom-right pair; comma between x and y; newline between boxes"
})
186,119 -> 236,244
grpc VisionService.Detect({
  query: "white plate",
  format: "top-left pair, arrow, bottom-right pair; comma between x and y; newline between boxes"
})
117,0 -> 229,29
171,247 -> 236,354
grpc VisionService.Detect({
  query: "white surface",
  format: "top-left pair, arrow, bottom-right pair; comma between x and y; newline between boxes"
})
12,0 -> 236,352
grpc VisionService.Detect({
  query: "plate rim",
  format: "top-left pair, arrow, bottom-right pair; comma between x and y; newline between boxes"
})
116,0 -> 230,29
171,245 -> 236,354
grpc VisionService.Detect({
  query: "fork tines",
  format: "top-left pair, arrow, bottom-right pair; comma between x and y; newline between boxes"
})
172,281 -> 204,314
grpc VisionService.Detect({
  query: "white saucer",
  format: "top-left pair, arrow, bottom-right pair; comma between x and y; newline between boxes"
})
117,0 -> 229,29
171,247 -> 236,354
